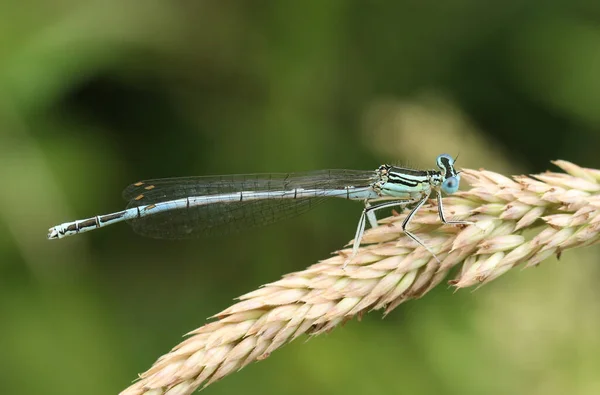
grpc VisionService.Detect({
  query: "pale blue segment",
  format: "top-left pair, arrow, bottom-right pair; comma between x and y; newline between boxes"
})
380,181 -> 429,197
48,186 -> 381,239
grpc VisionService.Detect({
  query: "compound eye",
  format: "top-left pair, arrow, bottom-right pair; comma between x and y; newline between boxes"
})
442,176 -> 460,194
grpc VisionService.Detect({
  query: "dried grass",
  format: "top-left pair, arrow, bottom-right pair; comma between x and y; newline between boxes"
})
120,160 -> 600,395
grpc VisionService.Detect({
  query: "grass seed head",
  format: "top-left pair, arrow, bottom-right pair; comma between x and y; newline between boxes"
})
121,160 -> 600,395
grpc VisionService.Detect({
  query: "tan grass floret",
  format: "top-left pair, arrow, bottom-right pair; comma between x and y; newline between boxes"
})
121,160 -> 600,395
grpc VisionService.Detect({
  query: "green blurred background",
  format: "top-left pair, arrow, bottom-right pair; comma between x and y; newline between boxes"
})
1,1 -> 600,394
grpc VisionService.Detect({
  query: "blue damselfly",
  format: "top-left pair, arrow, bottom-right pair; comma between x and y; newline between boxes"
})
48,154 -> 471,266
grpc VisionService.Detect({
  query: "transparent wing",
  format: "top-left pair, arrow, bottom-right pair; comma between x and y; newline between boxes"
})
122,170 -> 377,239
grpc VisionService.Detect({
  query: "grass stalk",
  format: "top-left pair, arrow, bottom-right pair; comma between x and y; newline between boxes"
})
121,160 -> 600,395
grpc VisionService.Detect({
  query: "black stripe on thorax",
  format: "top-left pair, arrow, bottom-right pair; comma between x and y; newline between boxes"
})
386,175 -> 421,188
388,167 -> 429,177
387,169 -> 440,188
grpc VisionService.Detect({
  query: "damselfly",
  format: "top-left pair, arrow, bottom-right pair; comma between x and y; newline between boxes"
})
48,154 -> 471,266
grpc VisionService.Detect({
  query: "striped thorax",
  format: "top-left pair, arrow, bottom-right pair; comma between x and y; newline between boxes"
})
373,154 -> 462,199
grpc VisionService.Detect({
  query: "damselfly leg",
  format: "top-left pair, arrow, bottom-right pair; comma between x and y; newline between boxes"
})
343,189 -> 473,269
365,202 -> 379,228
343,199 -> 415,269
435,190 -> 474,226
399,191 -> 441,262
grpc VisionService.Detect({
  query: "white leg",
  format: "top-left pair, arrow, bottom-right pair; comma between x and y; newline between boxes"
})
365,202 -> 379,228
436,191 -> 473,225
343,200 -> 414,269
400,191 -> 441,262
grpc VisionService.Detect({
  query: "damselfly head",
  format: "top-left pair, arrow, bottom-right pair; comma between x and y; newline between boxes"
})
436,154 -> 461,194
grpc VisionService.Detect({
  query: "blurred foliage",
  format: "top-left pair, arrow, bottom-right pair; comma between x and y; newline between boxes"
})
1,1 -> 600,394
